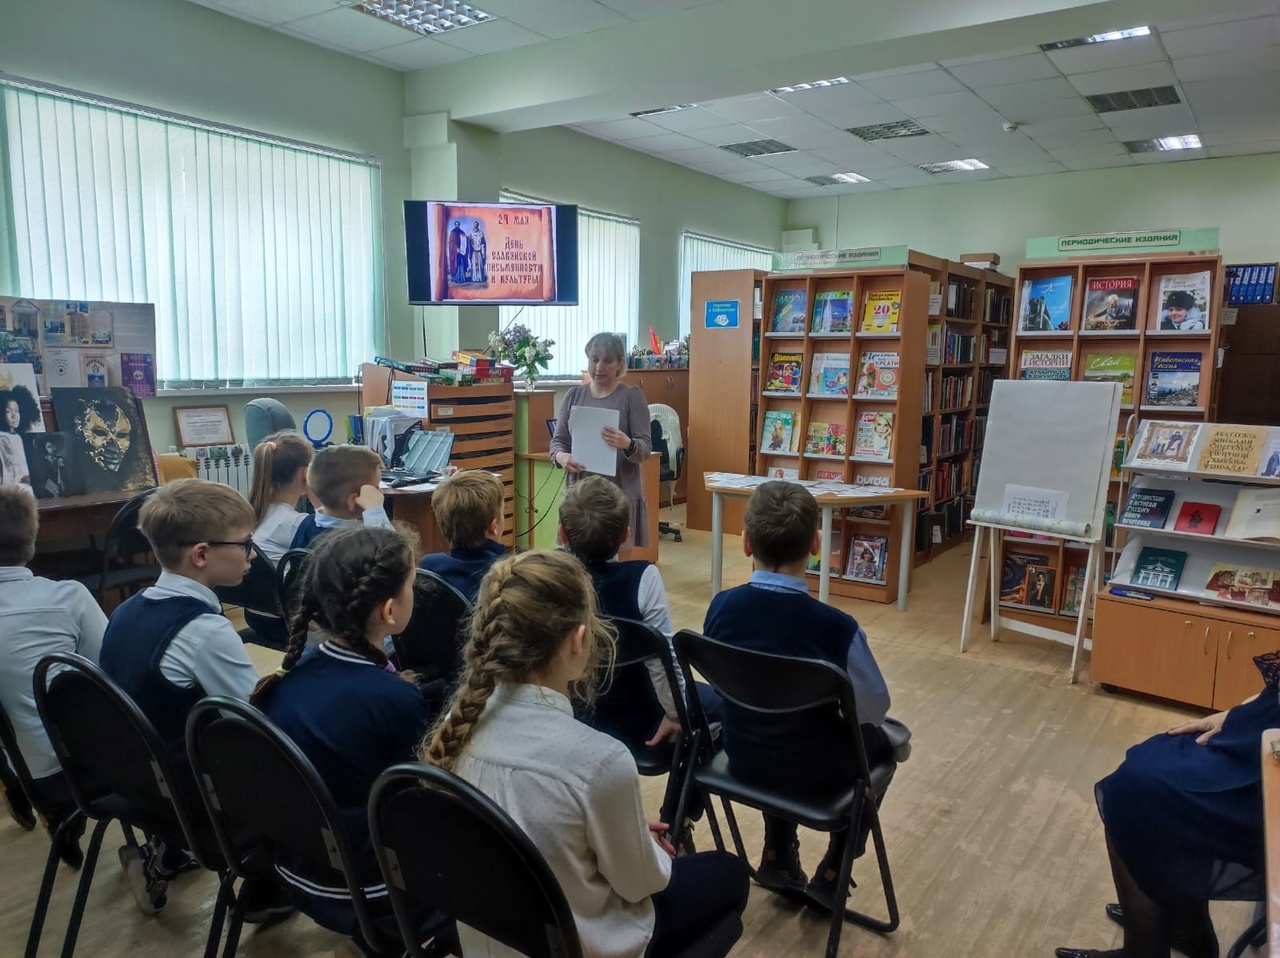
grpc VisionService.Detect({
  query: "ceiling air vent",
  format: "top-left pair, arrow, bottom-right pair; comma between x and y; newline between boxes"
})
1086,86 -> 1181,113
719,138 -> 796,158
847,119 -> 929,141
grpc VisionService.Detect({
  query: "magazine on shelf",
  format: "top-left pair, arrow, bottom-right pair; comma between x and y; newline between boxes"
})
761,410 -> 798,453
1133,547 -> 1187,591
1081,276 -> 1139,331
809,353 -> 851,396
853,350 -> 899,399
807,528 -> 845,575
804,422 -> 847,456
861,290 -> 901,333
1000,549 -> 1054,606
1204,563 -> 1280,607
1082,353 -> 1135,405
1059,558 -> 1088,616
1018,348 -> 1072,380
767,467 -> 800,480
1019,275 -> 1074,332
1145,351 -> 1202,407
845,535 -> 888,584
811,291 -> 853,333
1174,501 -> 1221,534
1153,271 -> 1211,332
1021,565 -> 1058,611
764,351 -> 804,394
770,289 -> 807,333
853,411 -> 894,460
1127,420 -> 1202,471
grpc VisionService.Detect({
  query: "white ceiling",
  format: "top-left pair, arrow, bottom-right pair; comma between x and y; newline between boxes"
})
187,0 -> 1280,199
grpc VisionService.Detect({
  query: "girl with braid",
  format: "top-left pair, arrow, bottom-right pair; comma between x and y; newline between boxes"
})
422,550 -> 749,958
252,525 -> 451,949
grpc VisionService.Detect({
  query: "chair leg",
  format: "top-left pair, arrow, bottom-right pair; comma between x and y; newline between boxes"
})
1225,913 -> 1266,958
219,883 -> 249,958
838,796 -> 900,938
203,872 -> 237,958
702,794 -> 726,852
25,811 -> 84,958
59,816 -> 112,958
719,798 -> 750,864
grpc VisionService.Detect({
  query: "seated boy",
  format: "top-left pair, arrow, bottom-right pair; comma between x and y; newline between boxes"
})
100,479 -> 267,914
0,487 -> 107,867
418,469 -> 506,602
703,480 -> 902,909
290,445 -> 390,550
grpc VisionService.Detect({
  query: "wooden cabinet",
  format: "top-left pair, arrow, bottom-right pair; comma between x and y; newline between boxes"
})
1213,623 -> 1279,709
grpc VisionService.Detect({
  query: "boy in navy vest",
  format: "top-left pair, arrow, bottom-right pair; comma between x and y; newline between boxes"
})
418,469 -> 506,601
703,480 -> 900,910
100,479 -> 264,914
290,445 -> 391,550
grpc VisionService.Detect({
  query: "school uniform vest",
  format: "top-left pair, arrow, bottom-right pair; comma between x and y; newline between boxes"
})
581,560 -> 659,746
418,539 -> 507,603
703,585 -> 859,790
99,594 -> 213,756
289,514 -> 325,550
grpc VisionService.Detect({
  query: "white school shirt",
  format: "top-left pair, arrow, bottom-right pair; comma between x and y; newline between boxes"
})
143,572 -> 260,700
313,507 -> 391,533
253,501 -> 308,566
454,682 -> 672,958
634,562 -> 682,719
0,568 -> 107,779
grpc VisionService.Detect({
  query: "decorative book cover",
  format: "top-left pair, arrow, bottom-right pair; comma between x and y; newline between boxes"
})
768,467 -> 799,480
854,350 -> 899,399
1082,353 -> 1135,405
1128,420 -> 1201,471
1018,348 -> 1072,380
761,410 -> 798,453
1000,549 -> 1053,604
1260,436 -> 1280,478
1145,351 -> 1202,407
804,422 -> 846,456
0,433 -> 30,489
845,535 -> 888,584
1019,275 -> 1074,332
1174,501 -> 1221,534
21,432 -> 81,498
1022,565 -> 1058,611
861,290 -> 901,333
83,355 -> 109,388
925,324 -> 942,365
0,363 -> 44,434
807,528 -> 844,575
853,411 -> 894,460
1060,559 -> 1087,616
1111,433 -> 1127,480
1153,271 -> 1211,332
764,351 -> 804,394
48,387 -> 157,494
809,353 -> 851,396
1194,424 -> 1270,475
811,291 -> 853,333
1081,276 -> 1139,330
1133,547 -> 1187,591
119,352 -> 156,399
1119,487 -> 1175,528
1204,563 -> 1278,607
771,289 -> 807,333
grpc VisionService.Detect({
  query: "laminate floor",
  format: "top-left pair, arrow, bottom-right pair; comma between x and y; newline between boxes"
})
0,510 -> 1256,956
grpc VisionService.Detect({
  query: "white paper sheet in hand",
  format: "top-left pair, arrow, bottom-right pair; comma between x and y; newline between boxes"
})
568,406 -> 621,477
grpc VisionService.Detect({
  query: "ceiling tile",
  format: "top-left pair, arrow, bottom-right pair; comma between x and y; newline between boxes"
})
1019,113 -> 1106,138
483,0 -> 629,39
1129,149 -> 1208,164
1160,14 -> 1280,58
1157,8 -> 1279,32
206,0 -> 335,24
576,117 -> 668,141
998,96 -> 1096,123
1100,104 -> 1197,140
855,68 -> 966,101
435,19 -> 547,53
684,123 -> 760,146
846,63 -> 939,81
630,132 -> 707,153
776,83 -> 884,116
891,90 -> 990,118
870,169 -> 938,189
702,94 -> 801,123
595,0 -> 719,15
971,138 -> 1052,164
1199,118 -> 1280,144
748,116 -> 853,150
283,8 -> 415,52
945,52 -> 1060,89
720,167 -> 803,184
938,115 -> 1023,145
642,106 -> 732,133
976,77 -> 1081,108
1033,127 -> 1124,151
923,109 -> 1008,135
992,161 -> 1068,177
940,47 -> 1041,67
1066,61 -> 1177,97
1208,140 -> 1280,157
798,99 -> 907,130
929,168 -> 1005,184
1174,45 -> 1280,83
1045,35 -> 1166,75
811,143 -> 903,171
367,37 -> 474,69
1181,71 -> 1280,117
1059,154 -> 1135,171
874,133 -> 960,163
757,152 -> 845,176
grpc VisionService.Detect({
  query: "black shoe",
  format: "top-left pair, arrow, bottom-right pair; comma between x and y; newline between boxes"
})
1054,949 -> 1122,958
55,827 -> 84,870
239,878 -> 296,926
755,841 -> 807,897
805,867 -> 855,913
1,781 -> 36,831
1104,902 -> 1124,927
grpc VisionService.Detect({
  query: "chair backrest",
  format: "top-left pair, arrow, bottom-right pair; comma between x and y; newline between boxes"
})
32,652 -> 223,869
649,419 -> 670,471
392,570 -> 471,682
215,546 -> 284,619
370,763 -> 583,958
102,486 -> 160,568
186,697 -> 389,946
607,617 -> 692,730
245,398 -> 297,451
277,547 -> 313,622
649,403 -> 683,466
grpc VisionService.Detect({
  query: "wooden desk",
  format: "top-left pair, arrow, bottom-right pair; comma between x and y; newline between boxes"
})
36,491 -> 133,547
1262,729 -> 1280,958
704,474 -> 929,611
380,482 -> 447,556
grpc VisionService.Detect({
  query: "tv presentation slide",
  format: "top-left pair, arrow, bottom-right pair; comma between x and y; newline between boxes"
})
427,202 -> 557,303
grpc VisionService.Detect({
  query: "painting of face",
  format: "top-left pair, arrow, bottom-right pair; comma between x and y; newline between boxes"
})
51,387 -> 157,494
76,401 -> 132,471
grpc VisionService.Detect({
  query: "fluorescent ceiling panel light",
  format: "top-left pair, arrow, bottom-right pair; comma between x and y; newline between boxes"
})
848,119 -> 929,141
919,158 -> 989,173
1086,86 -> 1181,113
805,172 -> 872,186
354,0 -> 493,35
1123,134 -> 1202,153
768,77 -> 849,95
1040,26 -> 1150,50
719,138 -> 796,157
629,104 -> 699,117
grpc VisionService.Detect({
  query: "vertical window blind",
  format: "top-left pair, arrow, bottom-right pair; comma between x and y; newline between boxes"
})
499,191 -> 639,378
0,78 -> 383,386
678,231 -> 777,337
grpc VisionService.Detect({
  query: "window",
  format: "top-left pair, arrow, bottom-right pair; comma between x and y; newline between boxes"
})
499,191 -> 638,378
0,77 -> 383,386
678,231 -> 777,337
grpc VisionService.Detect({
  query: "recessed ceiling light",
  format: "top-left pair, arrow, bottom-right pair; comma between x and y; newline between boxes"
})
353,0 -> 492,36
719,138 -> 796,158
1086,86 -> 1181,113
805,172 -> 872,186
768,77 -> 849,95
1123,134 -> 1202,153
1040,26 -> 1150,50
919,158 -> 989,173
629,104 -> 699,118
848,119 -> 929,141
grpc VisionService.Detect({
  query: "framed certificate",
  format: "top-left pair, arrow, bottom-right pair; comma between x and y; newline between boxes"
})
174,405 -> 235,447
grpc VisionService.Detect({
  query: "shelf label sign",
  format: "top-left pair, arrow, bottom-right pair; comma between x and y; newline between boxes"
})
703,300 -> 739,329
775,245 -> 909,271
1026,227 -> 1220,258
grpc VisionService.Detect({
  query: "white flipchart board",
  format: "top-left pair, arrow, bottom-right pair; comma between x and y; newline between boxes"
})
960,380 -> 1123,681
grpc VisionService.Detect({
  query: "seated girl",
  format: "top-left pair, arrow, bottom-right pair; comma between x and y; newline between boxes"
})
421,550 -> 750,958
249,431 -> 313,567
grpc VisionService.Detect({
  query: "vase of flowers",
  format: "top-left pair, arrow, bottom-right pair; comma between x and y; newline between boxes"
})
488,323 -> 555,391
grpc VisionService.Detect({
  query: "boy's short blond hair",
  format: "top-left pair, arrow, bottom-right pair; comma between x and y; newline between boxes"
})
308,445 -> 382,511
559,475 -> 629,563
744,480 -> 818,567
139,478 -> 256,568
0,487 -> 39,566
432,470 -> 504,550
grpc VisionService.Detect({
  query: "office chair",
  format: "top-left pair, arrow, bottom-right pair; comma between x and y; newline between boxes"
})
649,402 -> 684,542
244,398 -> 296,451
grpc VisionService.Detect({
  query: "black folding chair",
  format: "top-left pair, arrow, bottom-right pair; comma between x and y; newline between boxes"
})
215,546 -> 288,649
73,487 -> 162,600
392,570 -> 471,684
186,697 -> 404,958
673,629 -> 900,958
32,653 -> 232,958
276,548 -> 312,624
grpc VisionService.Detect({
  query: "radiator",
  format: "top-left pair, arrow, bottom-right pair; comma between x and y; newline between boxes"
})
180,444 -> 254,498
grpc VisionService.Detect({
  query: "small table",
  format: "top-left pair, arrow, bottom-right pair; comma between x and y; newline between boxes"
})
380,481 -> 446,555
1262,729 -> 1280,958
704,473 -> 929,611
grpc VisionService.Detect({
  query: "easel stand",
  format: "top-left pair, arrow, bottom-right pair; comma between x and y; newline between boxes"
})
959,523 -> 1105,683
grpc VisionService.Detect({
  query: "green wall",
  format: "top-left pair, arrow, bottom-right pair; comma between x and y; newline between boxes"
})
787,154 -> 1280,269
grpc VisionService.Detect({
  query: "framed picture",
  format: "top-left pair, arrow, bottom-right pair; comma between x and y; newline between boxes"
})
174,405 -> 235,447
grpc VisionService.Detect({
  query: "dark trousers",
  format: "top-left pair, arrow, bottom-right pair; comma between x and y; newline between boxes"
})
645,851 -> 749,957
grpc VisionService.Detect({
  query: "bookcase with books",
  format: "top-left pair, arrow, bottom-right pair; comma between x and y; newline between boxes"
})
1002,252 -> 1225,634
756,267 -> 929,603
1091,419 -> 1280,708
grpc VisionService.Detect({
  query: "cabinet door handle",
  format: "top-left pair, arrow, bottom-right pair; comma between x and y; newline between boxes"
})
1248,631 -> 1256,639
1184,619 -> 1192,627
1227,630 -> 1233,659
1203,626 -> 1211,655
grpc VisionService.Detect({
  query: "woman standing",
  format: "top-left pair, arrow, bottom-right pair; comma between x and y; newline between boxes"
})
550,333 -> 652,551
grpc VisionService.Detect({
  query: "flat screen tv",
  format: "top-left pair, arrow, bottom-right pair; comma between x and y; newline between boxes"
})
404,200 -> 579,306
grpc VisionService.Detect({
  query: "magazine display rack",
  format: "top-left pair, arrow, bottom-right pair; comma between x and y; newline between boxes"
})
1092,419 -> 1280,708
1004,252 -> 1226,635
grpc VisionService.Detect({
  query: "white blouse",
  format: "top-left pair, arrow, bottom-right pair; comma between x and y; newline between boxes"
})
453,682 -> 672,958
253,501 -> 308,566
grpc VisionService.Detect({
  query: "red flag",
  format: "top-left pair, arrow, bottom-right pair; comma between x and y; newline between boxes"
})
649,326 -> 662,354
